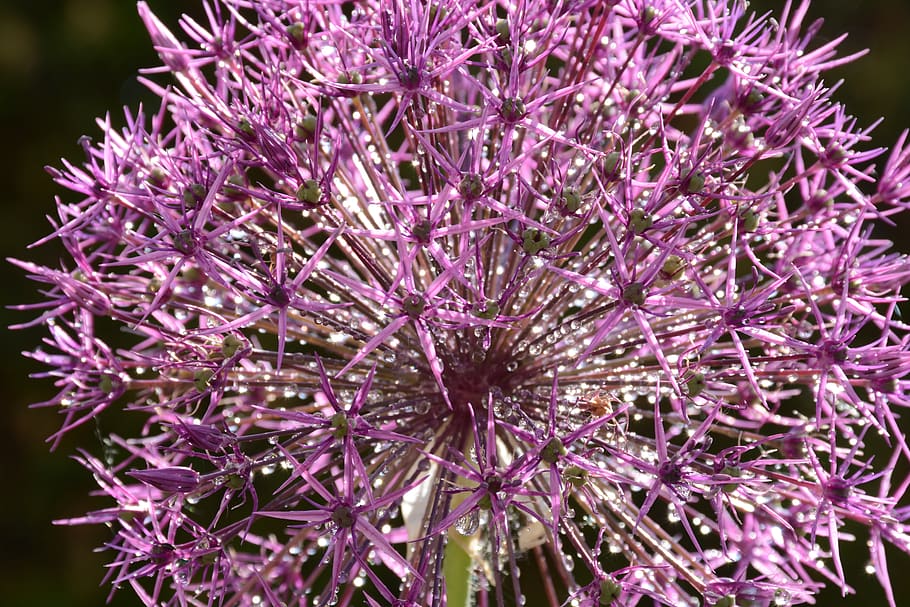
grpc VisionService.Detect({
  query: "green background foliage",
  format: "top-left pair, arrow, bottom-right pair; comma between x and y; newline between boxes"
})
1,1 -> 907,605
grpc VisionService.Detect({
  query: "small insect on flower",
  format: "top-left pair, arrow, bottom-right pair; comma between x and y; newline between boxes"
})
579,390 -> 620,419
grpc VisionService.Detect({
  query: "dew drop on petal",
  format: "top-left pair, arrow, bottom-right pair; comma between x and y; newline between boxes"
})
454,509 -> 480,535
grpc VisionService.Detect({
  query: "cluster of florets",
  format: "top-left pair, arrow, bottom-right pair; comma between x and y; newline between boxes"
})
14,1 -> 910,606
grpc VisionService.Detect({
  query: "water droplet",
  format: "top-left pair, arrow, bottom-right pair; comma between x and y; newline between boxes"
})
455,510 -> 480,535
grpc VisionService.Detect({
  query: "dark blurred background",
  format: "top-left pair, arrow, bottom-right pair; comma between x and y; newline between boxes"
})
1,1 -> 908,605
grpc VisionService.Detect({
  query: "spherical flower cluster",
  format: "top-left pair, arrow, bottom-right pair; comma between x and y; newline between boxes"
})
14,1 -> 910,606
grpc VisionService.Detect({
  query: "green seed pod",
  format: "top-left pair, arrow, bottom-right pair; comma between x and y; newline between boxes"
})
99,374 -> 117,394
337,70 -> 363,85
221,335 -> 243,358
223,174 -> 248,201
629,209 -> 652,234
286,22 -> 307,49
237,117 -> 255,138
457,173 -> 484,199
495,18 -> 510,43
739,208 -> 759,232
563,465 -> 588,488
194,369 -> 214,392
620,282 -> 646,306
146,166 -> 170,188
600,577 -> 621,606
402,294 -> 425,318
807,188 -> 832,210
744,88 -> 763,109
602,151 -> 622,178
686,372 -> 706,397
714,595 -> 736,607
561,187 -> 582,213
296,178 -> 323,204
720,465 -> 741,493
412,219 -> 432,243
643,5 -> 658,24
331,505 -> 355,528
295,114 -> 317,139
500,96 -> 527,122
473,299 -> 500,320
522,228 -> 551,255
685,171 -> 706,193
182,183 -> 207,208
181,267 -> 204,284
226,473 -> 246,490
540,437 -> 566,464
331,412 -> 350,439
660,255 -> 685,280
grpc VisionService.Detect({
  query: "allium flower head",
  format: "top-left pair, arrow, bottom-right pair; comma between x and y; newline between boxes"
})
14,1 -> 910,606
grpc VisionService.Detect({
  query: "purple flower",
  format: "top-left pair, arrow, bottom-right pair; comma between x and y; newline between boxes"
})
129,466 -> 202,493
14,1 -> 910,606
